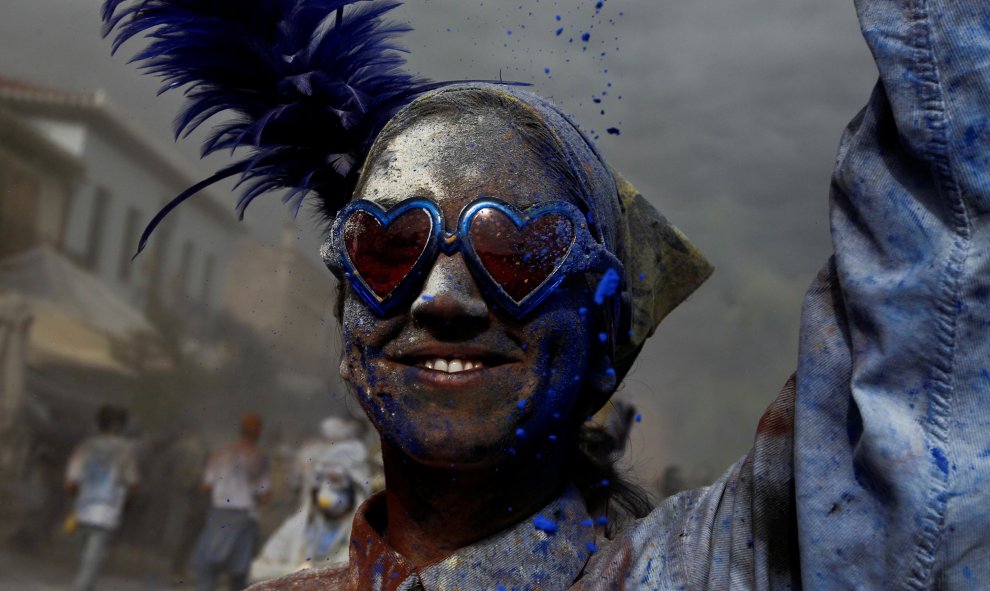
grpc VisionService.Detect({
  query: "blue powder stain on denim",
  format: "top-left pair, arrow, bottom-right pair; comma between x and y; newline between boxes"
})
964,126 -> 980,146
594,268 -> 620,304
931,447 -> 949,474
963,565 -> 973,579
533,515 -> 558,534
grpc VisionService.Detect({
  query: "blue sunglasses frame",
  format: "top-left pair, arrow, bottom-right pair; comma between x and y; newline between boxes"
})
323,197 -> 624,318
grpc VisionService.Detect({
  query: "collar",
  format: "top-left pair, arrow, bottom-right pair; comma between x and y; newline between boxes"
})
348,485 -> 596,591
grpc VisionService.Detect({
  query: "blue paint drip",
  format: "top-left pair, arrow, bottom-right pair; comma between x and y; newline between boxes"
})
594,267 -> 621,304
533,515 -> 558,534
607,127 -> 621,135
931,446 -> 949,474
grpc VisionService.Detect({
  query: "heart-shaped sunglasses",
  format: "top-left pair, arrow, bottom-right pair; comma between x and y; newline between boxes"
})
322,197 -> 624,318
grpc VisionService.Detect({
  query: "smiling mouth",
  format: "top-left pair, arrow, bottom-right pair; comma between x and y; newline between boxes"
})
418,358 -> 485,373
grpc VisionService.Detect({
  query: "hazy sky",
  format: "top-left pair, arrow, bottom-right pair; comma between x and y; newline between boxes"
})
0,0 -> 878,485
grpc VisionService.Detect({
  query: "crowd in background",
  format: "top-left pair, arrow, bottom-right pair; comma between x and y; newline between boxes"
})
1,401 -> 705,590
1,405 -> 383,590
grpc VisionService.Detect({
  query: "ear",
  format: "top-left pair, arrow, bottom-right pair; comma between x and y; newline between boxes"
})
583,352 -> 618,416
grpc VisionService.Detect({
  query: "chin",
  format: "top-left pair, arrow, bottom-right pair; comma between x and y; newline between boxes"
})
374,408 -> 522,468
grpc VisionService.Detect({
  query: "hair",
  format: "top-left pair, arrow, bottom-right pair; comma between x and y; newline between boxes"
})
96,405 -> 128,434
337,88 -> 653,527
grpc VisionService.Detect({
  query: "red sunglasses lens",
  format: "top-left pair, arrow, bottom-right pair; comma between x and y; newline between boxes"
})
344,208 -> 432,300
469,208 -> 575,302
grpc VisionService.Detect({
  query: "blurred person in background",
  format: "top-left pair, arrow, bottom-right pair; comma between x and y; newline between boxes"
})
64,404 -> 139,591
191,412 -> 271,591
291,417 -> 368,505
250,450 -> 370,582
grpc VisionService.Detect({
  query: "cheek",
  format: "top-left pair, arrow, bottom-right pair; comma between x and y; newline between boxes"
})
339,299 -> 394,408
519,308 -> 595,419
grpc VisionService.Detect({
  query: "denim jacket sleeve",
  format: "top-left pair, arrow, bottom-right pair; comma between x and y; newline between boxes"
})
581,1 -> 990,589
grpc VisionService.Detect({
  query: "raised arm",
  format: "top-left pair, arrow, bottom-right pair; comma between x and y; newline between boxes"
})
794,0 -> 990,587
583,1 -> 990,589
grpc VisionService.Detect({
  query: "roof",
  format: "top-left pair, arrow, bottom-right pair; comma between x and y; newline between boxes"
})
0,245 -> 154,338
0,76 -> 240,232
0,104 -> 84,179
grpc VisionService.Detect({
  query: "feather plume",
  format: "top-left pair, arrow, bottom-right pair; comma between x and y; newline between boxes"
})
102,0 -> 453,255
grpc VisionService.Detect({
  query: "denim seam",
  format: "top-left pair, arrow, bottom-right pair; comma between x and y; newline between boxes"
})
902,1 -> 972,590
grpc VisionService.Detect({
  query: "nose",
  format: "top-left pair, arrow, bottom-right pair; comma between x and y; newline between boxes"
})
411,252 -> 489,332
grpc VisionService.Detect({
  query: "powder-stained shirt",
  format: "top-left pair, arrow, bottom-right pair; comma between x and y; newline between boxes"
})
250,0 -> 990,588
203,440 -> 272,515
65,433 -> 139,529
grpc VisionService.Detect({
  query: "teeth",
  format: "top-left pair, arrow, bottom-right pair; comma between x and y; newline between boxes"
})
420,358 -> 484,373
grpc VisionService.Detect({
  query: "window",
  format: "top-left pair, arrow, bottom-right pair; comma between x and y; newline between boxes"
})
84,187 -> 110,271
200,253 -> 216,303
118,207 -> 141,281
174,239 -> 194,300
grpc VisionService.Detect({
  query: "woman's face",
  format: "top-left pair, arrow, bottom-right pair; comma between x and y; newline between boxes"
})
340,111 -> 613,468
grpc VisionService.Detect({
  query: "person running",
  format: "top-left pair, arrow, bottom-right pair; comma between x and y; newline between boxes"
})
64,405 -> 138,591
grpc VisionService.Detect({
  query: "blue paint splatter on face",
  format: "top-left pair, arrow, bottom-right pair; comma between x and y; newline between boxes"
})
533,515 -> 558,534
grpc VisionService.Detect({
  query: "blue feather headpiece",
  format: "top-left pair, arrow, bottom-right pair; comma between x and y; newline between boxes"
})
102,0 -> 457,255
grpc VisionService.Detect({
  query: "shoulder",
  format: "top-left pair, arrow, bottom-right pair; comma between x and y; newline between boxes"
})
248,564 -> 351,591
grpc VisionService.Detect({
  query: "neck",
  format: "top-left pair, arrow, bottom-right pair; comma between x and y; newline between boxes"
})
380,440 -> 568,566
